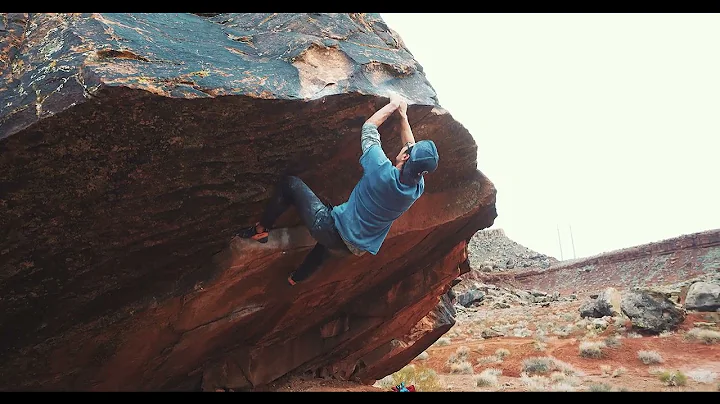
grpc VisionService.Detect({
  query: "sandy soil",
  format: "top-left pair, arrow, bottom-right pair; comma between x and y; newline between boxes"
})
257,288 -> 720,392
403,296 -> 720,392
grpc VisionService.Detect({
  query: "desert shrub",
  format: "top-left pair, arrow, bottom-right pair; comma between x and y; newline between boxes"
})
550,382 -> 577,391
415,351 -> 429,361
387,364 -> 443,392
495,348 -> 510,359
449,360 -> 474,375
519,373 -> 549,391
685,328 -> 720,344
611,366 -> 627,378
604,335 -> 622,348
579,341 -> 605,358
600,365 -> 612,376
447,345 -> 470,365
433,337 -> 451,346
475,368 -> 502,387
637,350 -> 664,365
522,357 -> 555,374
477,355 -> 502,365
658,370 -> 687,387
588,382 -> 613,392
550,371 -> 580,387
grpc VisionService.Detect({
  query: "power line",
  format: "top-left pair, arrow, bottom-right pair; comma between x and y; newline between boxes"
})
556,224 -> 564,260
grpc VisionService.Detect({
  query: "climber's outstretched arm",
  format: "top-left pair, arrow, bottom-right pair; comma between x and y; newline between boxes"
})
397,100 -> 416,147
364,95 -> 401,128
361,94 -> 402,154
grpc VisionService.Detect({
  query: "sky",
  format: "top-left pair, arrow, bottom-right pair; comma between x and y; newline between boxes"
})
381,13 -> 720,260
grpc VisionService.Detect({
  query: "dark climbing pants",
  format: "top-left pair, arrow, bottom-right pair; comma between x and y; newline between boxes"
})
259,176 -> 351,282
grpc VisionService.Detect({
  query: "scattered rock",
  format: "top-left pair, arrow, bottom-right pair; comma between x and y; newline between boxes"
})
621,290 -> 686,334
685,282 -> 720,312
457,289 -> 486,307
481,328 -> 505,338
579,287 -> 623,318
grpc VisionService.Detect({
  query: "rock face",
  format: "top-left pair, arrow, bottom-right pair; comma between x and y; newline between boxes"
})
621,290 -> 686,334
684,282 -> 720,312
0,13 -> 497,391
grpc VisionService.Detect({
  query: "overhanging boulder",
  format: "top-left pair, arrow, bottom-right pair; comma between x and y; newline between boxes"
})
0,13 -> 497,391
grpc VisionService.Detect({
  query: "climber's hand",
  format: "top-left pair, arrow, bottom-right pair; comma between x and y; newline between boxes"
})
389,92 -> 403,108
398,99 -> 408,116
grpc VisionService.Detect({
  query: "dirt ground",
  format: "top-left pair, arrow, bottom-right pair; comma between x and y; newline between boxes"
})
399,296 -> 720,392
259,291 -> 719,392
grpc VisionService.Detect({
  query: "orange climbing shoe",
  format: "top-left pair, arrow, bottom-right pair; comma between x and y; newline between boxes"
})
287,272 -> 297,286
235,222 -> 269,243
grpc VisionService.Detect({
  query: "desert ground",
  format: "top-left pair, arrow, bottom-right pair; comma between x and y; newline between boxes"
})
254,229 -> 720,392
375,294 -> 719,392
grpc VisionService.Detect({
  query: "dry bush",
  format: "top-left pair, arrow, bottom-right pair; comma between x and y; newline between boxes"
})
495,348 -> 510,359
612,366 -> 627,378
588,382 -> 613,392
685,328 -> 720,344
475,368 -> 502,387
477,355 -> 502,365
449,361 -> 474,375
433,337 -> 451,346
658,370 -> 687,387
604,335 -> 622,348
579,341 -> 605,358
637,350 -> 664,365
447,345 -> 470,365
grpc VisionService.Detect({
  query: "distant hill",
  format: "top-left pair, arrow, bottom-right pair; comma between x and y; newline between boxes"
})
466,228 -> 558,271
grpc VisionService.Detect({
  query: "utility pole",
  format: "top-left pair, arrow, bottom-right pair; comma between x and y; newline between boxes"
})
556,224 -> 564,260
569,224 -> 576,259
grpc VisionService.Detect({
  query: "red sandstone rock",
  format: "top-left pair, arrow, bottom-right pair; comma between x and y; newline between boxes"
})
0,13 -> 496,391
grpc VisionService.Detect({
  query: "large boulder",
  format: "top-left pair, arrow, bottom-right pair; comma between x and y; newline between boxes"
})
457,288 -> 485,307
621,290 -> 686,334
0,13 -> 497,391
684,282 -> 720,312
579,287 -> 623,318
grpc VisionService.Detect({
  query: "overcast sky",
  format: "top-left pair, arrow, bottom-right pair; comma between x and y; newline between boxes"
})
381,13 -> 720,260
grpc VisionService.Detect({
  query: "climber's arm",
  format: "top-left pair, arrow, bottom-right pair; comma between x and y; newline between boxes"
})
364,96 -> 400,128
397,100 -> 416,147
361,95 -> 401,153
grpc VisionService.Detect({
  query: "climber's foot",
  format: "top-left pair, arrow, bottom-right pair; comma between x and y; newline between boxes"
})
287,272 -> 297,286
235,222 -> 269,243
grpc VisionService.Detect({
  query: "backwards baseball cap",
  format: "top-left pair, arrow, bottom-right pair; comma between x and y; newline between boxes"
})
403,140 -> 439,184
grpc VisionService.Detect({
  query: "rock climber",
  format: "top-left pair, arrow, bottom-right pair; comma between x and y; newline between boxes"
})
235,93 -> 439,286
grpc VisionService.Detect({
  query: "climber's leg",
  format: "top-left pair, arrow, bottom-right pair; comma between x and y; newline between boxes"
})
286,193 -> 351,285
236,176 -> 326,243
287,243 -> 331,285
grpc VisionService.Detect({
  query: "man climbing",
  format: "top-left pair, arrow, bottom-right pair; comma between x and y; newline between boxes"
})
235,93 -> 439,286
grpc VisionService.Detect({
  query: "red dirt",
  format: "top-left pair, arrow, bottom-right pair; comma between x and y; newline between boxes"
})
410,299 -> 720,392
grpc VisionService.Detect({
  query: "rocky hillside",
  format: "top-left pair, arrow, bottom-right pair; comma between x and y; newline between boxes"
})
512,229 -> 720,294
466,228 -> 558,271
0,13 -> 497,391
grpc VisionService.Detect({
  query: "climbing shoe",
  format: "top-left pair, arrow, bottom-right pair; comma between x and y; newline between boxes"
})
235,222 -> 269,243
287,272 -> 297,286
